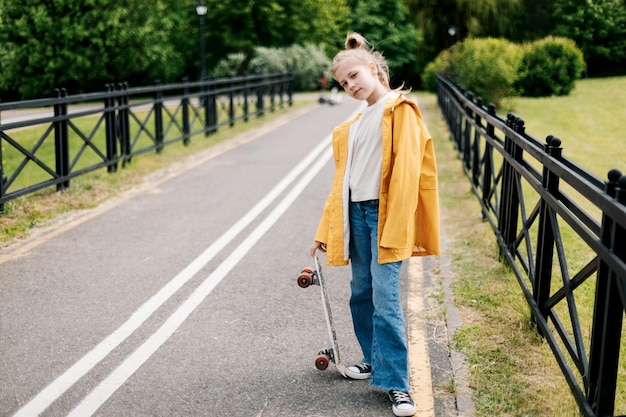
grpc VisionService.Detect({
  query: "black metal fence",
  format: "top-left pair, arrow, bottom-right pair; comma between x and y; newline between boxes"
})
0,72 -> 294,210
437,73 -> 626,416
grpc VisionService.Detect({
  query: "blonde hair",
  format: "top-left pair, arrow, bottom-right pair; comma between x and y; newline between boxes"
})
331,32 -> 408,92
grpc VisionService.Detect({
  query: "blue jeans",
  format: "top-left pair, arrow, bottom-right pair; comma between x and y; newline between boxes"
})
348,200 -> 410,391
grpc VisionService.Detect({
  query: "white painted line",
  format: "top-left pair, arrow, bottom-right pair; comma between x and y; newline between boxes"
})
68,143 -> 334,416
12,134 -> 331,417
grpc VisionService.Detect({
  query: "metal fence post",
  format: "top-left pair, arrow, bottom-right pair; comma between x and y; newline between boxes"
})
117,82 -> 131,166
587,169 -> 625,416
154,80 -> 164,153
54,88 -> 70,191
201,77 -> 208,135
257,76 -> 265,118
104,83 -> 118,173
481,104 -> 496,219
205,77 -> 217,135
455,97 -> 462,151
182,78 -> 190,146
451,91 -> 462,152
497,114 -> 512,253
278,74 -> 285,108
471,97 -> 482,187
0,135 -> 5,211
288,70 -> 294,107
243,76 -> 249,122
228,76 -> 235,128
462,92 -> 473,170
532,135 -> 562,330
498,114 -> 518,258
269,76 -> 276,112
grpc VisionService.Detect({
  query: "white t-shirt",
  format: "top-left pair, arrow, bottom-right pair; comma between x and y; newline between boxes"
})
348,91 -> 398,202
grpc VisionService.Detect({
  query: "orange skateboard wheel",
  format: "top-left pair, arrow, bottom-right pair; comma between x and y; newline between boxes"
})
297,269 -> 313,288
315,353 -> 330,370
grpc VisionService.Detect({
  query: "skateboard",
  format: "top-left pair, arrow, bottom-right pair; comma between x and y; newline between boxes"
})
297,255 -> 348,377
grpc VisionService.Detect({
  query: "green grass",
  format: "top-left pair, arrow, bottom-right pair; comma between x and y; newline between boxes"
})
502,76 -> 626,179
416,76 -> 626,417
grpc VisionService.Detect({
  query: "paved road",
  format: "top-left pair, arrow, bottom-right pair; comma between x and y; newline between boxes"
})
0,97 -> 470,417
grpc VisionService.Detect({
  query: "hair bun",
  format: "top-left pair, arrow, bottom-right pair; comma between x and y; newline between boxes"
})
345,32 -> 367,50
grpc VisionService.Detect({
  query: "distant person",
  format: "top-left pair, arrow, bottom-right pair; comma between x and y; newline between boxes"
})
321,67 -> 329,91
310,32 -> 441,417
319,66 -> 330,103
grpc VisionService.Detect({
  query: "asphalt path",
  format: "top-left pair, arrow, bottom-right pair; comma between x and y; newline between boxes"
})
0,97 -> 464,417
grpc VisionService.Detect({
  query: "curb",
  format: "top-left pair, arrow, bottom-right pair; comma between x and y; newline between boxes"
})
408,247 -> 476,416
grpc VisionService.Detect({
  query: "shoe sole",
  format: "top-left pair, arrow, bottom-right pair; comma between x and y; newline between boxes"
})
344,369 -> 371,380
392,405 -> 417,417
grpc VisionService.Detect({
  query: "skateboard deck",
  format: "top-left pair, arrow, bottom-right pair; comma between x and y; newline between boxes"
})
297,255 -> 348,377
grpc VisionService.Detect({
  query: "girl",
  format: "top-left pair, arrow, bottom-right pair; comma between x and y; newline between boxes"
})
310,32 -> 440,417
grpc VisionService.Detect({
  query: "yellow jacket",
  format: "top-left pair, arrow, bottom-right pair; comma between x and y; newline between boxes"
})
314,94 -> 441,266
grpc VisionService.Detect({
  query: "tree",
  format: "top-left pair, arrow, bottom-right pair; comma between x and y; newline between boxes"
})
406,0 -> 626,82
405,0 -> 557,87
500,0 -> 556,42
0,0 -> 348,98
199,0 -> 348,74
552,0 -> 626,75
0,0 -> 185,99
405,0 -> 461,86
345,0 -> 421,88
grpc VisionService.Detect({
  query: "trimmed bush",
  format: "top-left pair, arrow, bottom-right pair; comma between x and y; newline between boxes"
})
422,48 -> 454,93
211,53 -> 247,77
453,37 -> 521,106
422,36 -> 585,106
421,37 -> 521,107
514,36 -> 585,97
248,47 -> 290,74
251,44 -> 330,91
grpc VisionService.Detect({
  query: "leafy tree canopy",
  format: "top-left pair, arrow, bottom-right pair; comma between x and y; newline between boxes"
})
0,0 -> 184,98
200,0 -> 348,74
553,0 -> 626,74
0,0 -> 348,99
345,0 -> 421,88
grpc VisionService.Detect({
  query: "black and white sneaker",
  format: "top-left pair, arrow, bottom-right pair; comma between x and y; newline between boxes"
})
388,390 -> 416,416
345,362 -> 371,380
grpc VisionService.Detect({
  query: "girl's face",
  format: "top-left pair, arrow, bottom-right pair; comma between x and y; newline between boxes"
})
334,60 -> 386,106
